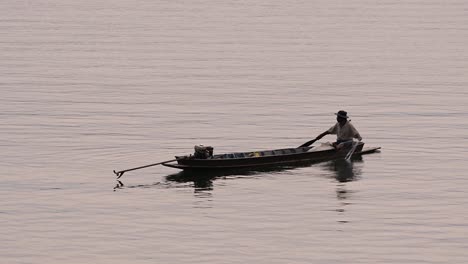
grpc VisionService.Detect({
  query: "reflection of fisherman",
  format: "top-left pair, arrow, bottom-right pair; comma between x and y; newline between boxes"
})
315,110 -> 362,150
329,159 -> 357,182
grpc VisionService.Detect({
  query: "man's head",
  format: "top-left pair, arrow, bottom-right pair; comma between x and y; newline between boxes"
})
335,110 -> 349,123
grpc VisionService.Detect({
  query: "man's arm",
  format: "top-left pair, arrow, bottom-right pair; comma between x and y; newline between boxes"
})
355,133 -> 362,141
349,123 -> 362,141
315,131 -> 330,141
298,130 -> 330,148
298,124 -> 336,148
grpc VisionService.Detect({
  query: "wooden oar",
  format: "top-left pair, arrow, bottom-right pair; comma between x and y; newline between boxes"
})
298,139 -> 317,148
345,141 -> 359,162
114,158 -> 178,179
299,131 -> 329,148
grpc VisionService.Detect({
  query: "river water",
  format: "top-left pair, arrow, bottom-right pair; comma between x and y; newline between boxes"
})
2,1 -> 468,263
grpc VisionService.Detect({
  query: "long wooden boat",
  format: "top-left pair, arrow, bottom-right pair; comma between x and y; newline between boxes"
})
162,142 -> 380,172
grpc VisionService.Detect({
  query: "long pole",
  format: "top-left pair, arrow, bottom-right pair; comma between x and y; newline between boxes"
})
114,158 -> 178,179
345,141 -> 359,161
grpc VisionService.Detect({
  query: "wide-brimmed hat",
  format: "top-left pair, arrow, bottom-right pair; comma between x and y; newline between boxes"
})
335,110 -> 349,119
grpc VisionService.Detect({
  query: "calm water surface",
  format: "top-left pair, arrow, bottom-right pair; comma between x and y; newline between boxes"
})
1,1 -> 468,263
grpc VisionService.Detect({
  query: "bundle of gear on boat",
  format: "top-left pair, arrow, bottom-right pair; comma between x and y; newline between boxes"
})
193,145 -> 214,159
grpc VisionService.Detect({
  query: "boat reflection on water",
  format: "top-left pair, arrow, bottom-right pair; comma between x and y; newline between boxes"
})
321,156 -> 363,183
165,156 -> 365,189
165,169 -> 255,190
114,157 -> 366,191
323,157 -> 364,225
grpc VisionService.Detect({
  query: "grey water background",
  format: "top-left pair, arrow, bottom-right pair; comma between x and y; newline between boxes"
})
1,1 -> 468,263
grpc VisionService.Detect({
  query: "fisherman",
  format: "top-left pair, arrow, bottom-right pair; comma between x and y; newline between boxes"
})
318,110 -> 362,149
300,110 -> 362,149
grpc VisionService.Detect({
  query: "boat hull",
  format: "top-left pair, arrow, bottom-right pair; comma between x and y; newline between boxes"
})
162,143 -> 380,171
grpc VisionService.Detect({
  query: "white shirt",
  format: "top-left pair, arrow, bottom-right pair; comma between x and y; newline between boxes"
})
327,121 -> 362,141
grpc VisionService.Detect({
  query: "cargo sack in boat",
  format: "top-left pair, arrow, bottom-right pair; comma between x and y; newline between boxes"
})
194,145 -> 214,159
